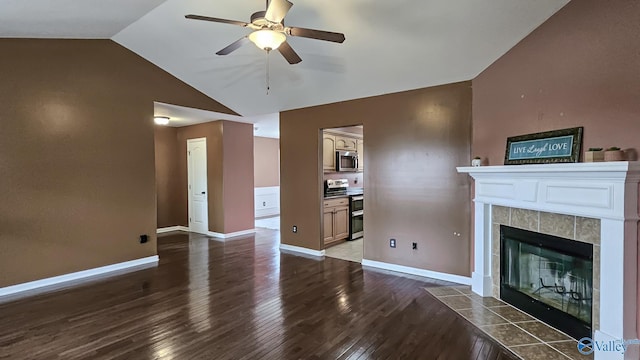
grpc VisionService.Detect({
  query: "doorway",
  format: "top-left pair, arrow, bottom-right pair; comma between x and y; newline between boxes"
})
187,138 -> 208,234
321,125 -> 364,263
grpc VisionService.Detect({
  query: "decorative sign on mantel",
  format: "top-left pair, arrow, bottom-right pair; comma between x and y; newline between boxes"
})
504,127 -> 583,165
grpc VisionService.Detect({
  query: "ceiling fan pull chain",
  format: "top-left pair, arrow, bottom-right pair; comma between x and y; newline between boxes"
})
266,50 -> 271,95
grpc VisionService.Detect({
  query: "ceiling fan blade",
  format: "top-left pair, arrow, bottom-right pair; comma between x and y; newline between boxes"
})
286,27 -> 345,43
185,14 -> 249,27
265,0 -> 293,23
216,37 -> 250,55
277,41 -> 302,64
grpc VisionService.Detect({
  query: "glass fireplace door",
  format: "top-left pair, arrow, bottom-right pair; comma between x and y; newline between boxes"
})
500,225 -> 593,339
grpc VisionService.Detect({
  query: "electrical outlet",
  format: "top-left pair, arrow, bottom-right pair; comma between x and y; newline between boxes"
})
139,234 -> 148,244
390,238 -> 396,248
412,242 -> 417,250
292,225 -> 297,233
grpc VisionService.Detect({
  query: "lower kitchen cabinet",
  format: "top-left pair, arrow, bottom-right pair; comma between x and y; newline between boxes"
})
323,197 -> 350,247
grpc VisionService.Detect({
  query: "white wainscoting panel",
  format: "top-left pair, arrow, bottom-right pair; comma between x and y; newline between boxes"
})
255,186 -> 280,218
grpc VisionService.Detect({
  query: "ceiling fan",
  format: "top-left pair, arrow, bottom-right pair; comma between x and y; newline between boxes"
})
185,0 -> 345,64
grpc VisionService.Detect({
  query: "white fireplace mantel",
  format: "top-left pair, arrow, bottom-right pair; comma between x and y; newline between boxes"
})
458,162 -> 640,360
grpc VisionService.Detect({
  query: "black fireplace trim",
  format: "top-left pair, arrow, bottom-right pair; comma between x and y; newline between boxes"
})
500,225 -> 593,340
500,225 -> 593,260
500,285 -> 592,340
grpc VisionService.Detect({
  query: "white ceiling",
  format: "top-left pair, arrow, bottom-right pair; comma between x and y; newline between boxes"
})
0,0 -> 167,38
1,0 -> 570,119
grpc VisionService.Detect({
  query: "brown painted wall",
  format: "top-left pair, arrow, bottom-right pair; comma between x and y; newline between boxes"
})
254,136 -> 280,188
172,121 -> 254,234
471,0 -> 640,332
222,121 -> 255,233
473,0 -> 640,164
155,126 -> 181,228
0,39 -> 234,288
281,82 -> 472,276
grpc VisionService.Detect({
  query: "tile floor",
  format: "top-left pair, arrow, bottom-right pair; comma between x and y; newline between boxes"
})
255,217 -> 363,263
425,286 -> 592,360
324,238 -> 363,263
255,216 -> 280,230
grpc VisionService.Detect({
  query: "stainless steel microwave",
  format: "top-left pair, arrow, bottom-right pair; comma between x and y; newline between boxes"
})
336,150 -> 358,172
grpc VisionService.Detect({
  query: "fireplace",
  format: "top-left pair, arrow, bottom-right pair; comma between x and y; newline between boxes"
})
500,225 -> 593,339
458,162 -> 640,360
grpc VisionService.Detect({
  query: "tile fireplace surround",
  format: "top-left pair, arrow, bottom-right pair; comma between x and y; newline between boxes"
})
458,162 -> 640,360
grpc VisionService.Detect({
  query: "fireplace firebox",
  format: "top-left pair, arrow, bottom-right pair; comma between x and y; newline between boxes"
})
500,225 -> 593,340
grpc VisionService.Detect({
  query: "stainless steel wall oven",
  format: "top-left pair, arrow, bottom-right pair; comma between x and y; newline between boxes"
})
349,195 -> 363,240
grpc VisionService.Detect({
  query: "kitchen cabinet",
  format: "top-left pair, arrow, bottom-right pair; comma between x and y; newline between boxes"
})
357,139 -> 364,172
323,130 -> 363,172
335,136 -> 357,151
323,197 -> 349,246
323,134 -> 336,171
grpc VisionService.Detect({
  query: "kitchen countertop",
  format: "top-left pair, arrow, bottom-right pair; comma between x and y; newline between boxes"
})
324,194 -> 348,199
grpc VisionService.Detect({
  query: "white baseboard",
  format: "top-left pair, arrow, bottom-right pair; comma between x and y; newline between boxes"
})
157,227 -> 255,239
361,259 -> 471,285
157,226 -> 189,234
0,255 -> 159,298
279,243 -> 325,257
207,229 -> 256,239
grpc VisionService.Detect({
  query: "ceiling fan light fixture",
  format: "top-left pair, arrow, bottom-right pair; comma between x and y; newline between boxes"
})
249,29 -> 286,51
154,116 -> 170,125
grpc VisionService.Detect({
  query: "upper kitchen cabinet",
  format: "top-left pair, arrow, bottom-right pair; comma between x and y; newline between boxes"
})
357,139 -> 364,172
323,128 -> 363,173
323,133 -> 336,171
335,136 -> 357,151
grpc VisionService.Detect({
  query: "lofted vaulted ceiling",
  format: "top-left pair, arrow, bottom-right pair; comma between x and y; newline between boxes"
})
0,0 -> 167,38
1,0 -> 569,116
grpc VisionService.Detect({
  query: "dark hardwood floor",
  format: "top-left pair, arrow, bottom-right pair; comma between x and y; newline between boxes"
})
0,230 -> 517,360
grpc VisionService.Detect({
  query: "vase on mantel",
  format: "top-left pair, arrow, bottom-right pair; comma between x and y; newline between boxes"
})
584,148 -> 604,162
604,147 -> 624,162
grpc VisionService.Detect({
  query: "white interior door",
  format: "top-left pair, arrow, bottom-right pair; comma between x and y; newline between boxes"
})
187,138 -> 208,234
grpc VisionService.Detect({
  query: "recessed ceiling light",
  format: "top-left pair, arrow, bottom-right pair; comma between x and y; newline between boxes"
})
154,116 -> 170,125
